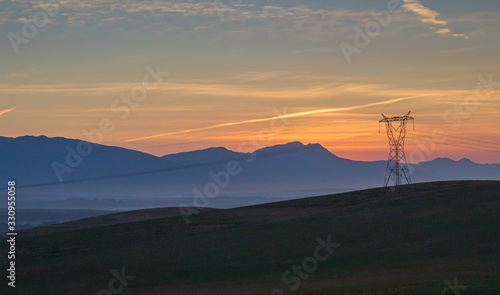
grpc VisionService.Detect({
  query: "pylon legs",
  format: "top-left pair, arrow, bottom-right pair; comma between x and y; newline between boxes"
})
384,159 -> 411,187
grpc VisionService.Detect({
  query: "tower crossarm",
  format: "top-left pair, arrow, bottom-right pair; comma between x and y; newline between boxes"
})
379,111 -> 414,123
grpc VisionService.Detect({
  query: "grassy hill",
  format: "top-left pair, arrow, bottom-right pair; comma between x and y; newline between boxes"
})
2,181 -> 500,294
16,207 -> 215,237
0,209 -> 114,233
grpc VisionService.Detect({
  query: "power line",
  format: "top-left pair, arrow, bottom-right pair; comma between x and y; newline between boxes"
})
411,133 -> 500,155
412,130 -> 500,149
411,131 -> 500,151
0,144 -> 323,190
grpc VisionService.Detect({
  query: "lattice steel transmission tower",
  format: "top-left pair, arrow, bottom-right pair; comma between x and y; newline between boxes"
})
379,111 -> 414,187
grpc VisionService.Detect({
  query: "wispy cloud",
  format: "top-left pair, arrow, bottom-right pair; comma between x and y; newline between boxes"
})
403,0 -> 447,25
121,96 -> 418,142
437,47 -> 475,54
403,0 -> 468,38
0,79 -> 417,99
0,0 -> 367,39
22,106 -> 212,113
7,68 -> 39,79
0,107 -> 16,117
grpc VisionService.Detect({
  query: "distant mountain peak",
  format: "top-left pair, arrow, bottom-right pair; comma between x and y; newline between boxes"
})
432,157 -> 454,162
204,147 -> 231,152
284,141 -> 305,147
305,142 -> 326,149
430,157 -> 476,165
162,146 -> 244,164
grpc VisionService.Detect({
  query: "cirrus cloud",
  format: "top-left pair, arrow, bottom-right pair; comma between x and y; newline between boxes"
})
0,107 -> 16,117
403,0 -> 468,38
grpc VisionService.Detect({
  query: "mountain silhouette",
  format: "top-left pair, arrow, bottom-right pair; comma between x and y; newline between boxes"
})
1,135 -> 499,210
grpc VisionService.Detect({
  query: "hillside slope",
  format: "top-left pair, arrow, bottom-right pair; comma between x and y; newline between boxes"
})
2,181 -> 500,294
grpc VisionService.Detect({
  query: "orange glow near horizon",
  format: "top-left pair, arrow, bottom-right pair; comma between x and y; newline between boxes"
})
114,122 -> 500,165
1,75 -> 500,165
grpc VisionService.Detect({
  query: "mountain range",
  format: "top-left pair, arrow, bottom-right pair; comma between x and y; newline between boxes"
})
1,135 -> 499,210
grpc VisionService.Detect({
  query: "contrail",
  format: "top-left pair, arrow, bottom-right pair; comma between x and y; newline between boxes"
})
122,96 -> 417,143
0,107 -> 16,116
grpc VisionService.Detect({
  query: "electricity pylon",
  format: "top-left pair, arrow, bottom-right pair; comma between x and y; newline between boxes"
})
379,111 -> 414,187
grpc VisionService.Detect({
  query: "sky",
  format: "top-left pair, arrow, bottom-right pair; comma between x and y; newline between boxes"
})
1,0 -> 500,163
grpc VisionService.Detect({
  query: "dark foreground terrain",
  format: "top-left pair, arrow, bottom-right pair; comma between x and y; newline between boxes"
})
1,181 -> 499,294
0,209 -> 114,233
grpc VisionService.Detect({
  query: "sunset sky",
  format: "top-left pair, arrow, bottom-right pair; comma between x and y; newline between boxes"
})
1,0 -> 500,163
